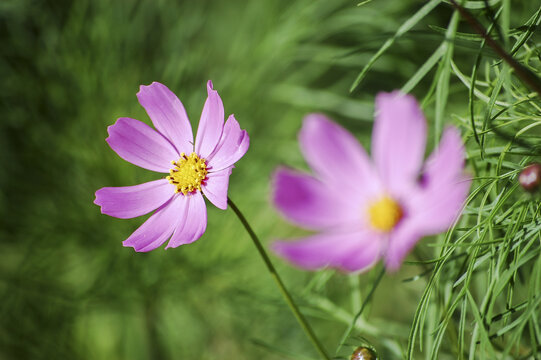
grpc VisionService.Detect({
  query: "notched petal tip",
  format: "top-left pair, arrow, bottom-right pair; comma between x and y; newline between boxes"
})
442,126 -> 465,151
122,241 -> 149,253
375,90 -> 421,114
383,251 -> 406,273
272,230 -> 385,273
443,125 -> 461,137
270,240 -> 285,254
123,232 -> 169,253
93,189 -> 107,210
376,89 -> 405,98
270,240 -> 307,268
270,237 -> 359,272
384,259 -> 401,272
94,197 -> 110,217
384,237 -> 417,271
107,117 -> 125,131
271,166 -> 303,204
106,118 -> 131,139
375,89 -> 410,103
164,242 -> 179,250
163,228 -> 205,249
271,165 -> 291,178
224,114 -> 250,150
271,166 -> 294,193
138,81 -> 164,93
302,113 -> 333,128
207,80 -> 214,92
421,126 -> 468,190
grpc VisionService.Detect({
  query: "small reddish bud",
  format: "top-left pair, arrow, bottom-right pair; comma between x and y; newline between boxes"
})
519,163 -> 541,193
351,346 -> 377,360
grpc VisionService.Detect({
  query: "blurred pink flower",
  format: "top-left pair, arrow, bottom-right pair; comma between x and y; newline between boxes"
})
272,91 -> 469,272
95,81 -> 249,251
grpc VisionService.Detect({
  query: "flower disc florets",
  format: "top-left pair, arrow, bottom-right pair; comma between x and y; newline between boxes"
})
368,196 -> 403,232
167,152 -> 208,195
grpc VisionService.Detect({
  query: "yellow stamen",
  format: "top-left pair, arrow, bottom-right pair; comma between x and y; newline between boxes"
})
167,152 -> 208,195
368,196 -> 403,232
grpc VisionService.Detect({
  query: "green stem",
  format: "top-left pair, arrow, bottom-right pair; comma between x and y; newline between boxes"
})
335,266 -> 385,355
227,197 -> 330,360
448,0 -> 541,96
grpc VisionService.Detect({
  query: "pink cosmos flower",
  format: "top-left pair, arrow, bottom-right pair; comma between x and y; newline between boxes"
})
272,91 -> 470,272
94,81 -> 249,251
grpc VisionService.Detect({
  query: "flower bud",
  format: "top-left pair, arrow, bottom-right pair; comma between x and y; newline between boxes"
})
519,163 -> 541,193
351,346 -> 377,360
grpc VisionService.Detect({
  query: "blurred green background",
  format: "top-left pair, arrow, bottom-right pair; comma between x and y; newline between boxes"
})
1,0 -> 540,359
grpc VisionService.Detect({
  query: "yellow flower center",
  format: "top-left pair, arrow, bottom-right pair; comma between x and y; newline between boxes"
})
368,196 -> 403,232
166,152 -> 208,195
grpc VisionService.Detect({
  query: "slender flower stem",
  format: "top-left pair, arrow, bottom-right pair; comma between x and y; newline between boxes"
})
448,0 -> 541,96
335,266 -> 385,355
227,197 -> 330,360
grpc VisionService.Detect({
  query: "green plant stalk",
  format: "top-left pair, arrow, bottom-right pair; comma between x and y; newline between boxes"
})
227,197 -> 330,360
448,0 -> 541,96
335,266 -> 385,355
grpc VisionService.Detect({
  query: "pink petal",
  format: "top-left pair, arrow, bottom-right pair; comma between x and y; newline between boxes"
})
166,192 -> 207,248
384,221 -> 421,271
409,177 -> 470,236
272,167 -> 360,231
206,115 -> 249,172
202,167 -> 232,210
137,82 -> 194,155
385,178 -> 470,270
407,125 -> 470,235
372,91 -> 427,194
122,196 -> 184,252
299,114 -> 379,201
195,80 -> 225,158
106,117 -> 179,173
94,179 -> 175,219
272,231 -> 382,273
421,127 -> 465,188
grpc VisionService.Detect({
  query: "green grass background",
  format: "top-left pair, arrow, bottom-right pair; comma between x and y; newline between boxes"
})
1,0 -> 541,359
